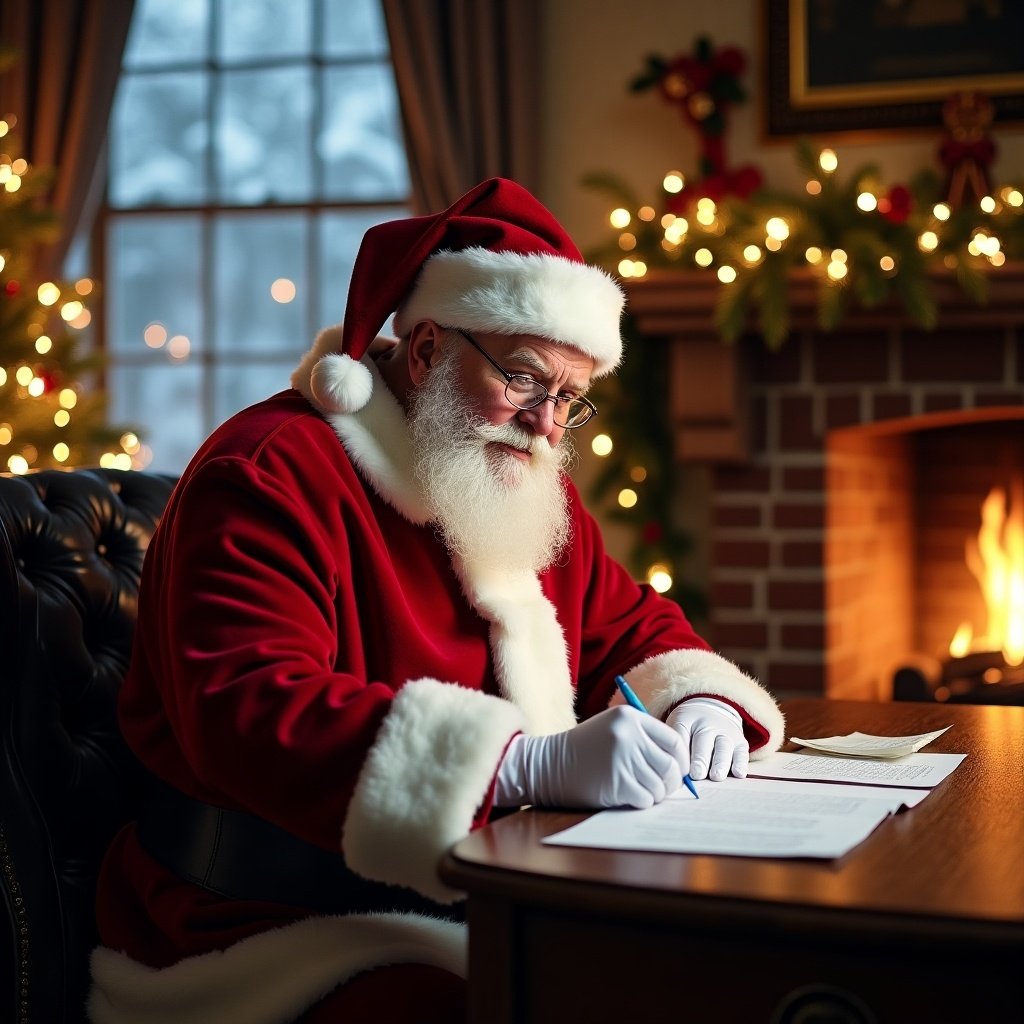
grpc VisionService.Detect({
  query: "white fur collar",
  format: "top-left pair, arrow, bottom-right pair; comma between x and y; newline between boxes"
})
295,358 -> 577,735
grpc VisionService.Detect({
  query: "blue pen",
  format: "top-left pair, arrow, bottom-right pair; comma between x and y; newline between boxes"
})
614,674 -> 699,799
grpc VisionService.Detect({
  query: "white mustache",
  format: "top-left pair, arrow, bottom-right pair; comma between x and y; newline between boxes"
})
472,420 -> 543,455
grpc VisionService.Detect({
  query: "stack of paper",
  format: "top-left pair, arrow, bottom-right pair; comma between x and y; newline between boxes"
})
542,729 -> 965,861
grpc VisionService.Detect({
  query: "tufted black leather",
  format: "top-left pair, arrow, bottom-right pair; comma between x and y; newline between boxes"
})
0,469 -> 176,1024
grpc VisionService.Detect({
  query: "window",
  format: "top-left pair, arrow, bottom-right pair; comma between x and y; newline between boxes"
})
103,0 -> 409,471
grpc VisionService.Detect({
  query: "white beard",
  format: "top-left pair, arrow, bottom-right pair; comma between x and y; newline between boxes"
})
408,347 -> 574,575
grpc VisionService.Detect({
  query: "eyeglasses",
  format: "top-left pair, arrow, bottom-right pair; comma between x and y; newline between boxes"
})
453,329 -> 598,429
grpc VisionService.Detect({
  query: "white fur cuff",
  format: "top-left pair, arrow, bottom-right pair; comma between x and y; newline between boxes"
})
342,679 -> 526,902
622,649 -> 784,757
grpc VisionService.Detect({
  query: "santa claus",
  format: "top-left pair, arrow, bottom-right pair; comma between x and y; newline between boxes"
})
89,178 -> 784,1023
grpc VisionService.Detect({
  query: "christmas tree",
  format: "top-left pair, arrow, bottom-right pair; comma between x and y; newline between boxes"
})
0,113 -> 137,472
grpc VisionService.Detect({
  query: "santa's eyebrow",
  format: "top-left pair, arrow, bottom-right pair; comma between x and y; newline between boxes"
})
505,347 -> 590,395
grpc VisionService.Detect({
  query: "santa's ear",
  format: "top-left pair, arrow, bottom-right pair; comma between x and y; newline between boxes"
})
407,320 -> 446,386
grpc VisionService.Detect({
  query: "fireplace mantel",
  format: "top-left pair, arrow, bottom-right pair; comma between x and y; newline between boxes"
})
624,263 -> 1024,461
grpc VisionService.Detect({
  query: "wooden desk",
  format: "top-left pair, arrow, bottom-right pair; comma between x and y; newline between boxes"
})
440,700 -> 1024,1023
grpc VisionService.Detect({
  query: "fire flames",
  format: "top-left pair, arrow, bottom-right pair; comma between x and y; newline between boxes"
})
950,478 -> 1024,666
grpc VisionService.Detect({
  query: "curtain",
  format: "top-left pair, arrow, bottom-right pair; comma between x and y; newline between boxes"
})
382,0 -> 542,214
0,0 -> 135,277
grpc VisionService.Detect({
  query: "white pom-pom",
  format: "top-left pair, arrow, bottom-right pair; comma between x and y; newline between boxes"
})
309,353 -> 373,414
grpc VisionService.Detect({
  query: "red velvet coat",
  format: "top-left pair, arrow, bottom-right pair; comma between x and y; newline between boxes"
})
90,364 -> 783,1023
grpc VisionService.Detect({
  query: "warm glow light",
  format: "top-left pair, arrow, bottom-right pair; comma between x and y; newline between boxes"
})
990,251 -> 1006,267
27,377 -> 44,397
949,622 -> 972,658
818,149 -> 838,173
932,203 -> 951,221
75,278 -> 94,296
144,322 -> 168,348
805,246 -> 823,264
0,424 -> 11,444
54,410 -> 70,427
618,232 -> 637,251
0,254 -> 5,272
805,179 -> 821,195
632,260 -> 647,277
743,244 -> 762,263
717,265 -> 737,283
121,432 -> 141,454
879,255 -> 896,272
954,478 -> 1024,665
15,365 -> 32,385
765,236 -> 782,252
1006,189 -> 1023,208
618,488 -> 638,508
11,159 -> 26,175
35,334 -> 52,354
646,564 -> 673,593
856,191 -> 877,212
832,248 -> 848,263
663,172 -> 685,193
694,248 -> 713,267
664,217 -> 688,244
53,442 -> 70,462
5,175 -> 22,193
69,307 -> 92,329
58,387 -> 78,409
610,208 -> 631,229
826,261 -> 848,281
591,433 -> 613,457
629,466 -> 647,482
60,300 -> 84,321
765,217 -> 790,241
270,278 -> 296,303
37,282 -> 60,306
618,259 -> 635,277
695,206 -> 716,226
167,334 -> 191,359
7,454 -> 28,475
918,231 -> 939,252
0,368 -> 5,386
638,206 -> 656,222
979,195 -> 996,213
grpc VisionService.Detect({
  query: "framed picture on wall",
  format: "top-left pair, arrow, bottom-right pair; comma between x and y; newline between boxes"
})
764,0 -> 1024,137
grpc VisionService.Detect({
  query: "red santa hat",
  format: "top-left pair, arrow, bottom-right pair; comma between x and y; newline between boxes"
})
300,177 -> 625,415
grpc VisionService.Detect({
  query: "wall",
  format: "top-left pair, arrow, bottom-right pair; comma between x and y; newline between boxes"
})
539,0 -> 1024,250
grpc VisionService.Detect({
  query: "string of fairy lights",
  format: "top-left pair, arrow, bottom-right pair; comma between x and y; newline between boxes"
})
611,150 -> 1022,288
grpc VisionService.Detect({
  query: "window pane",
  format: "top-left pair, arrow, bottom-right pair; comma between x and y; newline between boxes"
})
213,359 -> 296,426
323,0 -> 388,57
124,0 -> 209,68
217,67 -> 313,203
213,213 -> 308,353
316,208 -> 406,329
321,65 -> 408,201
110,72 -> 210,207
108,216 -> 204,355
108,362 -> 205,474
217,0 -> 311,61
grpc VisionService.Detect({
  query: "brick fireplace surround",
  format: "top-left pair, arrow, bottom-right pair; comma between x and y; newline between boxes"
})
626,266 -> 1024,702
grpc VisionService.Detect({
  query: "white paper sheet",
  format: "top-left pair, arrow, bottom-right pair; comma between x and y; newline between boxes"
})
748,751 -> 966,788
788,726 -> 952,759
541,777 -> 922,859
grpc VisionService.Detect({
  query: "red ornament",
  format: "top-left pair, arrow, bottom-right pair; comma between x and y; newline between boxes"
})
37,368 -> 60,393
5,280 -> 20,296
876,184 -> 912,224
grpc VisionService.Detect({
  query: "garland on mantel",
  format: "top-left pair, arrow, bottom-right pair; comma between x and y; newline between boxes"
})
585,41 -> 1024,349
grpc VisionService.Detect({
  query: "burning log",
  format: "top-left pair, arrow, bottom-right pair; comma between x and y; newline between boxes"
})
893,650 -> 1024,704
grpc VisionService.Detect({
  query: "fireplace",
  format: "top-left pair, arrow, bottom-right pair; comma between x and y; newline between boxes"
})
625,265 -> 1024,701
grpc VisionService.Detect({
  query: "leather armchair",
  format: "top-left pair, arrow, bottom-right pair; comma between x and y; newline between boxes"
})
0,468 -> 176,1024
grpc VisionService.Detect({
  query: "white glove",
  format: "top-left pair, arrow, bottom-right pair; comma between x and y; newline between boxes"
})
494,706 -> 687,809
666,697 -> 749,781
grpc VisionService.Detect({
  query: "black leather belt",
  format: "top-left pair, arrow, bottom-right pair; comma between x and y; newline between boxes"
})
135,781 -> 462,921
